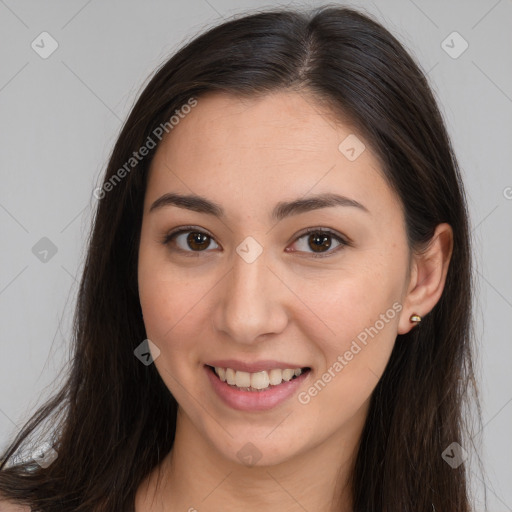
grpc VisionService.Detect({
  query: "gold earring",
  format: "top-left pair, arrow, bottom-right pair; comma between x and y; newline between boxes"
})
410,314 -> 422,323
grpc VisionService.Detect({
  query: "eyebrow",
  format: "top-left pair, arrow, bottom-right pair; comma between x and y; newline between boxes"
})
149,191 -> 369,221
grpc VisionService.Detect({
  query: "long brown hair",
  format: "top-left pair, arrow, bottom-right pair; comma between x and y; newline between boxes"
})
0,5 -> 481,511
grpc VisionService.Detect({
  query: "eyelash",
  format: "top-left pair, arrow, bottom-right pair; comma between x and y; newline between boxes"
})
160,225 -> 350,259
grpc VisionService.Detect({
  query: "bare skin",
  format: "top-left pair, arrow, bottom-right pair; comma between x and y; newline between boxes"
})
135,90 -> 453,511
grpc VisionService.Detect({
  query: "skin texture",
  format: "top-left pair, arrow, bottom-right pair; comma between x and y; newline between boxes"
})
135,90 -> 453,511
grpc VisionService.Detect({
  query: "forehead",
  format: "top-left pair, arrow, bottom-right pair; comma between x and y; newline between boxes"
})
145,90 -> 401,222
160,90 -> 362,159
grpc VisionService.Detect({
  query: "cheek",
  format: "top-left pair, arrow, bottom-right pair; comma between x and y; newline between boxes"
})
299,292 -> 400,435
301,260 -> 402,342
137,262 -> 205,401
139,273 -> 198,347
316,291 -> 400,385
138,251 -> 218,369
138,238 -> 191,333
298,256 -> 404,396
138,251 -> 181,354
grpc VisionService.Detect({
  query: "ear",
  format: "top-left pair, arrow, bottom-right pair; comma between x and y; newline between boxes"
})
398,223 -> 453,335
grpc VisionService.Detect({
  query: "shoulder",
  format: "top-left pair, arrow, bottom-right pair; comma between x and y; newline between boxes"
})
0,497 -> 31,511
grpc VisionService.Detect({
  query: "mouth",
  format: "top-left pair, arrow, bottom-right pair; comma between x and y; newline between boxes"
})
205,364 -> 311,392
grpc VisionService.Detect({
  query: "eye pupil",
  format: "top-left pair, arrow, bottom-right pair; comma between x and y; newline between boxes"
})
187,232 -> 210,251
309,233 -> 331,252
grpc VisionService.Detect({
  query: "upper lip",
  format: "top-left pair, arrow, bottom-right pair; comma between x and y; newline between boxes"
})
205,360 -> 310,373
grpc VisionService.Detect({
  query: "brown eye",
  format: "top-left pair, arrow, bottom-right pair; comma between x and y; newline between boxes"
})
288,228 -> 348,258
162,228 -> 219,253
162,226 -> 348,258
184,231 -> 211,251
308,232 -> 333,253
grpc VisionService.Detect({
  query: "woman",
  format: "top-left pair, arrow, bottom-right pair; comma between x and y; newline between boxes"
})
0,5 -> 480,511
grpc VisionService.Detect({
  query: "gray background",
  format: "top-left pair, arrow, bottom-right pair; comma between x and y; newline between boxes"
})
0,0 -> 511,509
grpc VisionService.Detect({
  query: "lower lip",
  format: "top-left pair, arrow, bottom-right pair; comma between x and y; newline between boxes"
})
205,365 -> 310,412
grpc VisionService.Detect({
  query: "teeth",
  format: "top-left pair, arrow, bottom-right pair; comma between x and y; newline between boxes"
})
216,367 -> 226,382
235,371 -> 251,388
282,369 -> 295,381
213,366 -> 306,391
225,368 -> 236,385
251,371 -> 270,390
268,368 -> 283,386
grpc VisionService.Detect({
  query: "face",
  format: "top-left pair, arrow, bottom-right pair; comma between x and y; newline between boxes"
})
137,90 -> 412,467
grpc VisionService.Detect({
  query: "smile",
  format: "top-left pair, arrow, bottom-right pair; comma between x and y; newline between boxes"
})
210,365 -> 308,391
204,364 -> 312,411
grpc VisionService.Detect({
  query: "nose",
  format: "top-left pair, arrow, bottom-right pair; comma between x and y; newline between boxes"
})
212,244 -> 289,345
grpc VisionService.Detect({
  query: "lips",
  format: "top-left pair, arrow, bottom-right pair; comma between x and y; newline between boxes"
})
205,363 -> 311,411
